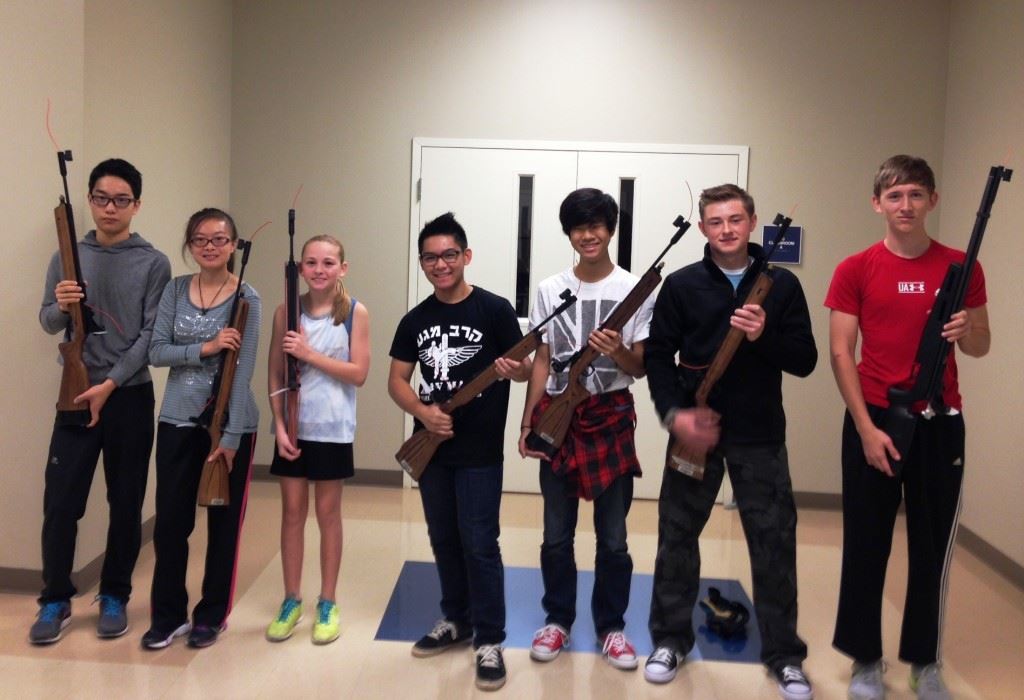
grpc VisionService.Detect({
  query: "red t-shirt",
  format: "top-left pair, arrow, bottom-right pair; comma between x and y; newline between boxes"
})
825,239 -> 987,409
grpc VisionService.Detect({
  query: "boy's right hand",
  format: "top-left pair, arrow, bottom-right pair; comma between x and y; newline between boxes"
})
418,404 -> 453,437
54,279 -> 84,312
670,407 -> 721,454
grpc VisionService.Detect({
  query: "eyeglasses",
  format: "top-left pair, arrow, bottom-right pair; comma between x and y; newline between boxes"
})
189,235 -> 234,248
89,193 -> 137,209
419,248 -> 462,266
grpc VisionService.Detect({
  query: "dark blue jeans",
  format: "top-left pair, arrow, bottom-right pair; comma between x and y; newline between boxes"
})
418,462 -> 505,647
539,464 -> 634,638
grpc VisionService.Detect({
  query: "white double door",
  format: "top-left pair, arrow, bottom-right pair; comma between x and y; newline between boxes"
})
407,139 -> 748,498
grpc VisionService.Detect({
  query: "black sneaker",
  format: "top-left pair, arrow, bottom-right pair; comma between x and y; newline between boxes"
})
29,601 -> 71,645
95,594 -> 128,638
411,619 -> 472,657
773,664 -> 813,700
187,623 -> 225,648
644,646 -> 682,684
475,644 -> 506,691
141,622 -> 191,650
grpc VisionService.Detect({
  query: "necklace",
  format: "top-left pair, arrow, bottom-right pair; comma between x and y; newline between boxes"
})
197,274 -> 231,315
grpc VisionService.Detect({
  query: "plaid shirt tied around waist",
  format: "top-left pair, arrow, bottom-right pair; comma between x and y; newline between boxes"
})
531,388 -> 642,501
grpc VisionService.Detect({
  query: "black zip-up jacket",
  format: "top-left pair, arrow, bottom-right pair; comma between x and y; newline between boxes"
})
644,243 -> 817,446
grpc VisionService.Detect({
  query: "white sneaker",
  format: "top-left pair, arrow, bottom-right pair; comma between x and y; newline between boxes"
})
848,660 -> 886,700
910,663 -> 951,700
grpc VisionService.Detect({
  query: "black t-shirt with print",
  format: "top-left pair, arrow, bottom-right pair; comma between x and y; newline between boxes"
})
390,287 -> 523,467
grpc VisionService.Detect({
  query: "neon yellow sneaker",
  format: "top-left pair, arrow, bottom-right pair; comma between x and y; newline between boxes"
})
266,597 -> 302,642
312,599 -> 339,645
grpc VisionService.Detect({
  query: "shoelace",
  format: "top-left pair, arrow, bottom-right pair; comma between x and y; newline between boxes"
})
649,647 -> 676,666
427,619 -> 457,640
534,625 -> 565,646
780,666 -> 808,685
604,631 -> 632,655
316,600 -> 335,624
96,595 -> 123,616
276,598 -> 301,622
39,602 -> 66,622
476,645 -> 502,669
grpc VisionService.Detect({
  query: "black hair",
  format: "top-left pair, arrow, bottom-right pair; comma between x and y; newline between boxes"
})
418,212 -> 468,251
88,158 -> 142,199
558,188 -> 618,235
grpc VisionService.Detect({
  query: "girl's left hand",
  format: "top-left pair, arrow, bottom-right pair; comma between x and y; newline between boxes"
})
207,445 -> 238,472
282,328 -> 312,362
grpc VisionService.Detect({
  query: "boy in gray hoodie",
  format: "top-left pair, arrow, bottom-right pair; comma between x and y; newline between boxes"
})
32,158 -> 170,644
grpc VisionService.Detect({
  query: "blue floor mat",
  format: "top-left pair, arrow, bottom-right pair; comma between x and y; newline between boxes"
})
375,560 -> 761,663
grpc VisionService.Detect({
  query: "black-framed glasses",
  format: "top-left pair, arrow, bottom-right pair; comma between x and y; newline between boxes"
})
89,193 -> 137,209
189,235 -> 233,248
419,248 -> 462,266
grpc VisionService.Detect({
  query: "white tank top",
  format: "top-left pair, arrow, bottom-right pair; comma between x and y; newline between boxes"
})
297,307 -> 356,443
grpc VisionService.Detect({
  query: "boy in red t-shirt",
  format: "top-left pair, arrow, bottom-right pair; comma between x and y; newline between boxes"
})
825,155 -> 990,700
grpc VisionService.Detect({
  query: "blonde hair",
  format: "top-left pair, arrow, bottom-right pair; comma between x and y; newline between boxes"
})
301,234 -> 352,325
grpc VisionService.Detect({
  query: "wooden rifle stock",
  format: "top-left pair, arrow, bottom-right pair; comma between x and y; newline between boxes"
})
525,214 -> 690,458
284,208 -> 300,445
198,298 -> 249,507
396,289 -> 577,480
52,150 -> 103,427
668,213 -> 791,479
883,165 -> 1012,476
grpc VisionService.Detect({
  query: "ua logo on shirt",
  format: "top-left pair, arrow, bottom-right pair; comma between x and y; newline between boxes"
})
897,281 -> 926,294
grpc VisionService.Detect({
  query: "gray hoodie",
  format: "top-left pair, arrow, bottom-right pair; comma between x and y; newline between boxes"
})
39,230 -> 171,387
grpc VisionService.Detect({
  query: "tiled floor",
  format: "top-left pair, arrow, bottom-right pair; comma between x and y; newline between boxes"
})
1,482 -> 1021,698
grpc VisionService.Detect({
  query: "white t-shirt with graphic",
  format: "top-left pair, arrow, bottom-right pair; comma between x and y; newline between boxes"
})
530,265 -> 654,396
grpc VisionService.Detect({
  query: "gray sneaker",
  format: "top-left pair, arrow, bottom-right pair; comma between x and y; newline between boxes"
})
910,663 -> 951,700
848,660 -> 886,700
29,601 -> 71,644
96,594 -> 128,638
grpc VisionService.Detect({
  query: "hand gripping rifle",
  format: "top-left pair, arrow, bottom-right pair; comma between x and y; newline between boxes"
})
668,213 -> 793,479
53,149 -> 106,426
525,215 -> 691,459
284,208 -> 301,445
193,238 -> 255,507
883,165 -> 1012,477
395,289 -> 577,480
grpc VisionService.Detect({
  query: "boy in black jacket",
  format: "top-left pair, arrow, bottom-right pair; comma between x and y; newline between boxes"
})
643,184 -> 817,700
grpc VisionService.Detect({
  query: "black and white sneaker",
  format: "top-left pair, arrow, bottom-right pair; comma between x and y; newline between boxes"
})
474,644 -> 506,691
141,622 -> 191,650
411,619 -> 472,657
773,664 -> 813,700
644,646 -> 682,683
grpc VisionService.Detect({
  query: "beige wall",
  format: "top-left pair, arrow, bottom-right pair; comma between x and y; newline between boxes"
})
3,0 -> 1020,578
940,0 -> 1024,565
230,0 -> 950,496
0,0 -> 231,574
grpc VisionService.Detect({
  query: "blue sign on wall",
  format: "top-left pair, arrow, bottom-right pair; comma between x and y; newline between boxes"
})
763,225 -> 802,264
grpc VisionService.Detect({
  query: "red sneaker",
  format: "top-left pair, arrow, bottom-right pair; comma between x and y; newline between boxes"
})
602,630 -> 639,670
530,624 -> 569,662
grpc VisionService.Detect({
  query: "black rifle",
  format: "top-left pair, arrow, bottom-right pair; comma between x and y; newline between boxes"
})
284,208 -> 301,445
883,165 -> 1012,476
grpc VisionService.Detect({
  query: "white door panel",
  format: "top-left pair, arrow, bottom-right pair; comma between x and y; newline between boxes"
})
408,140 -> 749,499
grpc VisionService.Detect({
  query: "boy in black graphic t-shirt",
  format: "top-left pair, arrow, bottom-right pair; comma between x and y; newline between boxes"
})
388,212 -> 530,691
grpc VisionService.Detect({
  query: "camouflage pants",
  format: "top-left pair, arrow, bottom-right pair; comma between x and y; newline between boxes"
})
648,442 -> 807,670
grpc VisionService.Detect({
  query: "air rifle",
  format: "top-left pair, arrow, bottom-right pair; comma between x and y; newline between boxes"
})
525,215 -> 690,459
883,165 -> 1011,477
668,213 -> 792,479
194,237 -> 254,507
284,208 -> 301,446
53,149 -> 105,426
396,289 -> 577,480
